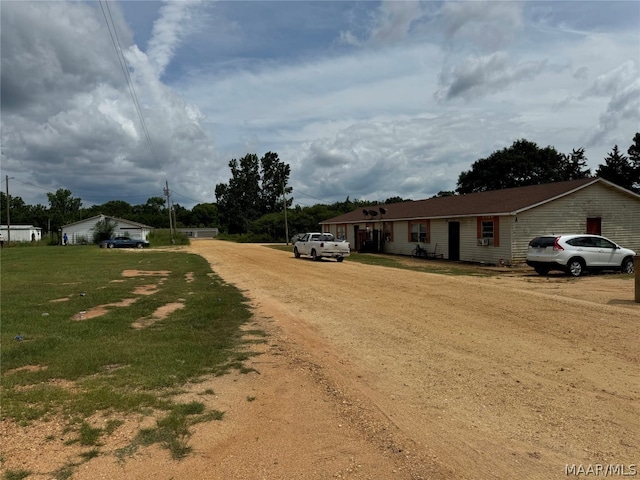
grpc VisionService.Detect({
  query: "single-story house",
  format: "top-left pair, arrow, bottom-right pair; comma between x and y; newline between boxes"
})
0,225 -> 43,243
319,178 -> 640,266
62,215 -> 153,245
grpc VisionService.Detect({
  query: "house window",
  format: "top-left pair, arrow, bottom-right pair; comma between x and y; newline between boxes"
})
477,216 -> 500,247
383,222 -> 393,242
409,221 -> 428,243
481,221 -> 493,239
336,224 -> 347,241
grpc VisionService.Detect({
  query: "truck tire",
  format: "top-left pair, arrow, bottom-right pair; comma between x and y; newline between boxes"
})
337,256 -> 344,262
294,247 -> 300,258
311,249 -> 320,261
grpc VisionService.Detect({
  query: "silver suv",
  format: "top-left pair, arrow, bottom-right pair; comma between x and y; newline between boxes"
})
526,234 -> 635,277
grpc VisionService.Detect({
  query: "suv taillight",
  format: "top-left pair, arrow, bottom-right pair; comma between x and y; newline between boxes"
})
553,237 -> 564,251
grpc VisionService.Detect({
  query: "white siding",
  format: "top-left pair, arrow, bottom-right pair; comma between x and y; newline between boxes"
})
429,221 -> 448,259
321,181 -> 640,265
512,183 -> 640,261
63,216 -> 152,245
455,217 -> 515,265
0,225 -> 42,242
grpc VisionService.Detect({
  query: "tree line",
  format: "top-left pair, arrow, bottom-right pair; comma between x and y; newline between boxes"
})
456,133 -> 640,194
2,133 -> 638,243
0,189 -> 221,242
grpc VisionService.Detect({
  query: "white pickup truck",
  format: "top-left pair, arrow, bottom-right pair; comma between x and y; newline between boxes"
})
293,233 -> 350,262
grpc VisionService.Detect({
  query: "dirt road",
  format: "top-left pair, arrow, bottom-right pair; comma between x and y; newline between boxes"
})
5,240 -> 638,479
177,240 -> 638,480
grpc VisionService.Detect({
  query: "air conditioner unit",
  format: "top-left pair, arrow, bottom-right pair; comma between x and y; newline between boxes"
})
479,238 -> 490,246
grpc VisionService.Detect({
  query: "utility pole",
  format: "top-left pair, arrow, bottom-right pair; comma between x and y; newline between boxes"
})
6,175 -> 11,243
281,172 -> 289,245
164,180 -> 174,243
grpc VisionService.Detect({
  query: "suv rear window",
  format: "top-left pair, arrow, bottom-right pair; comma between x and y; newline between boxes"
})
566,237 -> 592,247
528,236 -> 556,248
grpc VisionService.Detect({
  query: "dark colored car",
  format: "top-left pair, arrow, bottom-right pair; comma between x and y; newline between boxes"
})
99,236 -> 150,249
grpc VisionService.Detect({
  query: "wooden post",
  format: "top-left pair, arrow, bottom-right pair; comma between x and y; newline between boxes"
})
635,256 -> 640,303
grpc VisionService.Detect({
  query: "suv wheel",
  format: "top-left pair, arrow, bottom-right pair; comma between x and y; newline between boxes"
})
622,257 -> 634,274
566,257 -> 585,277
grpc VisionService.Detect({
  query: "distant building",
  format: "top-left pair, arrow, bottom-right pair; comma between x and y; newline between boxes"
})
62,215 -> 153,245
0,225 -> 43,243
176,227 -> 219,239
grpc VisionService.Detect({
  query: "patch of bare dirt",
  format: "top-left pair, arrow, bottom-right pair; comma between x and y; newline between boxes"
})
72,298 -> 138,321
2,241 -> 638,480
50,297 -> 71,303
72,269 -> 171,321
4,365 -> 48,375
133,284 -> 159,295
131,301 -> 186,329
121,269 -> 170,278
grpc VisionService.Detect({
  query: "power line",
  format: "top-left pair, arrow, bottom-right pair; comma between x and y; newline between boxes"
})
99,0 -> 160,169
171,189 -> 212,205
290,186 -> 354,205
290,187 -> 325,202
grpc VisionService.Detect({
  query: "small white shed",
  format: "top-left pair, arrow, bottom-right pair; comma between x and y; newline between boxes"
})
0,225 -> 43,243
62,215 -> 153,245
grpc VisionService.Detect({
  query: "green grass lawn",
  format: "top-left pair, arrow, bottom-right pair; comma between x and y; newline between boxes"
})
0,244 -> 253,467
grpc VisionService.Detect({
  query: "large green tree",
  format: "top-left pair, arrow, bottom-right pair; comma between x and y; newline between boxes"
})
626,132 -> 640,192
456,139 -> 592,193
596,145 -> 635,191
0,193 -> 33,226
191,203 -> 219,228
132,196 -> 168,227
215,152 -> 291,234
28,204 -> 50,233
47,188 -> 82,232
562,147 -> 592,180
96,200 -> 134,219
259,152 -> 292,215
215,154 -> 261,234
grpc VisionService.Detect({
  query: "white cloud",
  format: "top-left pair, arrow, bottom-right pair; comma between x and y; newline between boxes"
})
581,61 -> 640,146
1,1 -> 216,206
146,0 -> 204,77
440,1 -> 524,52
1,0 -> 638,210
435,51 -> 547,102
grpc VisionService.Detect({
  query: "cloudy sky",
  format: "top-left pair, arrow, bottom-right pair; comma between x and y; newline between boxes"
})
1,1 -> 639,209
